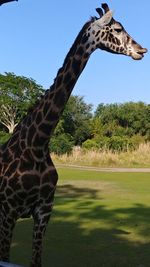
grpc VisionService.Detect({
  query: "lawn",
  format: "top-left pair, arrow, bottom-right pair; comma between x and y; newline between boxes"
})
11,168 -> 150,267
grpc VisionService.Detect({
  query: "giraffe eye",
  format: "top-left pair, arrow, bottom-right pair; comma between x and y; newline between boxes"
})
114,28 -> 122,33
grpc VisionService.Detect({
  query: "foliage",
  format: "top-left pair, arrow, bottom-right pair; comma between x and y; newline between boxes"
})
90,102 -> 150,151
0,131 -> 11,145
62,95 -> 92,144
95,102 -> 150,138
50,96 -> 92,153
0,71 -> 149,154
107,136 -> 131,151
82,139 -> 99,150
0,72 -> 44,133
90,117 -> 104,138
50,133 -> 74,155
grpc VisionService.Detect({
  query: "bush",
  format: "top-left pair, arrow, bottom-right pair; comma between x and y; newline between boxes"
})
0,131 -> 11,145
82,139 -> 99,150
129,135 -> 146,149
107,135 -> 145,151
108,136 -> 130,151
82,135 -> 147,152
49,133 -> 74,155
95,136 -> 110,149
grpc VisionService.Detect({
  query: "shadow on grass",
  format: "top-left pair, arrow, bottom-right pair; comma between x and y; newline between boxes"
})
11,183 -> 150,267
56,183 -> 101,199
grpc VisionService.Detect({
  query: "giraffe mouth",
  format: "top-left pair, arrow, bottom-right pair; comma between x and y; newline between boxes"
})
132,48 -> 148,60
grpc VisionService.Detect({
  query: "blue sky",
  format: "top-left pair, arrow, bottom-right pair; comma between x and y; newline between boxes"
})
0,0 -> 149,110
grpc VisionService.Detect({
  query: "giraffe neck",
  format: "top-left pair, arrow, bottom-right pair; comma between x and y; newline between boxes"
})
12,20 -> 96,153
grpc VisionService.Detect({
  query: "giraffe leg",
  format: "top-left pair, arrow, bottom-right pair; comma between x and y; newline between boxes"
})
0,209 -> 5,261
0,210 -> 16,261
30,205 -> 53,267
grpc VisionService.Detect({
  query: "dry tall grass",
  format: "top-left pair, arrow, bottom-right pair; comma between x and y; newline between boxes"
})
52,143 -> 150,168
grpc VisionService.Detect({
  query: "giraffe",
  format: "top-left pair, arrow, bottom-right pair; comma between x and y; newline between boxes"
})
0,3 -> 147,267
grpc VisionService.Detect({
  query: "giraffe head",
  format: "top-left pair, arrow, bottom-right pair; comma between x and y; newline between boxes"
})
87,3 -> 147,60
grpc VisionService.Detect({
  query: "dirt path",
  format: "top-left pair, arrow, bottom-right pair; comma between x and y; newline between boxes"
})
56,163 -> 150,173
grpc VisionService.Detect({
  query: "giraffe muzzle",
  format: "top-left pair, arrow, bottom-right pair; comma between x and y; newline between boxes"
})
132,47 -> 148,60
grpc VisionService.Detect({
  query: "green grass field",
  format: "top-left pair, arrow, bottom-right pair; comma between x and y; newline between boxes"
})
11,168 -> 150,267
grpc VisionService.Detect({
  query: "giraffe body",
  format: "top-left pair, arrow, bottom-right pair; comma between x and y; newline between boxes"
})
0,3 -> 147,267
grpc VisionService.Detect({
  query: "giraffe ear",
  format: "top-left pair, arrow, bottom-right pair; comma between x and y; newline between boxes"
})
96,10 -> 113,28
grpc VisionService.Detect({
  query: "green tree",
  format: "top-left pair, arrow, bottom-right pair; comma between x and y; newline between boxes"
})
50,133 -> 74,155
94,103 -> 106,117
0,72 -> 44,133
93,102 -> 150,151
95,102 -> 150,138
60,95 -> 93,145
82,139 -> 99,150
49,95 -> 92,153
0,131 -> 11,145
90,117 -> 104,138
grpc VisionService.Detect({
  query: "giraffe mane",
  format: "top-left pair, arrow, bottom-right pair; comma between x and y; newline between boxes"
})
14,18 -> 96,134
62,18 -> 95,67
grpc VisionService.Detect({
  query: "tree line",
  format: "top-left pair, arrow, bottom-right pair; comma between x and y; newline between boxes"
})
0,72 -> 149,153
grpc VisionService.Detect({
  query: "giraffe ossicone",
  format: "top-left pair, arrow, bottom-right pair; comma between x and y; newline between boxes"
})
0,3 -> 147,267
95,9 -> 114,28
